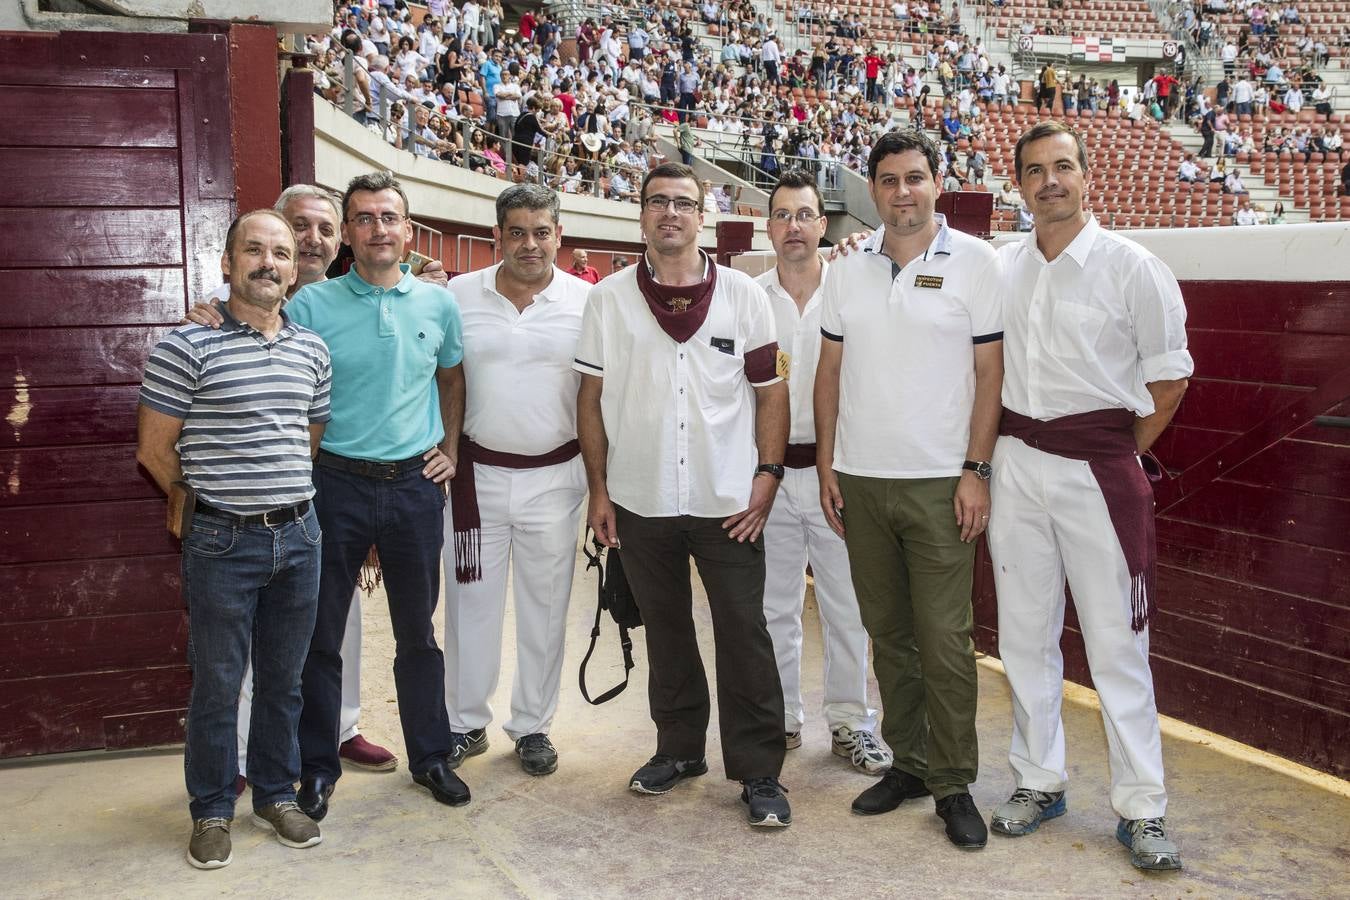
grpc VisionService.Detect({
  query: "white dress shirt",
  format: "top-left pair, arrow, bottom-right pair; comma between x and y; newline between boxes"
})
574,264 -> 781,518
998,215 -> 1194,421
757,258 -> 828,445
450,264 -> 590,455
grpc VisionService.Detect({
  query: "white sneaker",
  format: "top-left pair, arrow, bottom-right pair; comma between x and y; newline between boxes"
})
830,726 -> 892,775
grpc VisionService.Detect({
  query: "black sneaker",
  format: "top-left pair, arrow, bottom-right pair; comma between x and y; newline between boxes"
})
515,733 -> 558,776
741,776 -> 791,827
447,728 -> 488,769
628,754 -> 708,794
851,766 -> 931,815
935,792 -> 988,850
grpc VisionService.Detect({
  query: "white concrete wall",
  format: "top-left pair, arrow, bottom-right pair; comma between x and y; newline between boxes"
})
992,222 -> 1350,281
313,98 -> 771,250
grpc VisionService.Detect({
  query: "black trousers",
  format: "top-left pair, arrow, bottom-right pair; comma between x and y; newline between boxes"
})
614,505 -> 785,780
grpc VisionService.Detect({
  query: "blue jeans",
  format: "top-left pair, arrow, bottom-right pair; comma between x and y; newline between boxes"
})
299,461 -> 451,780
182,505 -> 321,820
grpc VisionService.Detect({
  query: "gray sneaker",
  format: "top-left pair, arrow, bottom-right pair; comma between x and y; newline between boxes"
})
252,800 -> 322,849
447,728 -> 489,769
1117,817 -> 1183,871
187,817 -> 232,870
515,733 -> 558,776
784,731 -> 802,750
991,788 -> 1067,836
830,725 -> 893,775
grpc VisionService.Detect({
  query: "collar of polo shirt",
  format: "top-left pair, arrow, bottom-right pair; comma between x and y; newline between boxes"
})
216,298 -> 296,337
1024,213 -> 1098,266
862,212 -> 954,272
346,262 -> 419,295
486,261 -> 570,302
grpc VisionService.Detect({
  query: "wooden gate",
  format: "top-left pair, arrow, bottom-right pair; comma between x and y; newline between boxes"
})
974,278 -> 1350,778
0,30 -> 235,757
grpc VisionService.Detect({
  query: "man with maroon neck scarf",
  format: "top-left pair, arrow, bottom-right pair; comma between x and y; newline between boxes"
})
574,162 -> 793,828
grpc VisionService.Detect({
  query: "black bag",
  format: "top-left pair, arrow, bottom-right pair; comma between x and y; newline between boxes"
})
578,530 -> 642,704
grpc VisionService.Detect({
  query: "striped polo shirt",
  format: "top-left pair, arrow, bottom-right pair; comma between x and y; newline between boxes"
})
139,305 -> 332,515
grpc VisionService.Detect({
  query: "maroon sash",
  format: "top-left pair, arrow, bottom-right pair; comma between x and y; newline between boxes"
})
449,437 -> 582,583
999,407 -> 1156,632
784,443 -> 817,469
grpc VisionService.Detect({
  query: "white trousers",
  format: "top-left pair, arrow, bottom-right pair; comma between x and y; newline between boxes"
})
763,465 -> 877,733
238,588 -> 362,775
442,458 -> 586,740
986,435 -> 1168,820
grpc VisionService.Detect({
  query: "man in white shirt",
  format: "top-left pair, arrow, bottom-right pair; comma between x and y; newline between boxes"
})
989,121 -> 1192,872
815,130 -> 1004,850
761,34 -> 782,83
755,171 -> 889,775
441,185 -> 592,777
494,70 -> 523,166
575,162 -> 793,828
1177,153 -> 1201,182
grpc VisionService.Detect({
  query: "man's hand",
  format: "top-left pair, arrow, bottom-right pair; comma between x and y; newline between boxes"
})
588,491 -> 620,548
827,230 -> 873,259
722,472 -> 779,542
422,443 -> 456,482
182,297 -> 225,328
953,471 -> 990,543
417,259 -> 450,287
819,467 -> 846,538
166,482 -> 187,538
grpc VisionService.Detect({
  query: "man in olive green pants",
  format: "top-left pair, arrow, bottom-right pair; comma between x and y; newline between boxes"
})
812,131 -> 1005,849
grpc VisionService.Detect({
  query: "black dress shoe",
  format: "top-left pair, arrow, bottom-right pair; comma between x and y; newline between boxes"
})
413,759 -> 471,807
935,792 -> 988,849
296,774 -> 335,822
850,766 -> 931,815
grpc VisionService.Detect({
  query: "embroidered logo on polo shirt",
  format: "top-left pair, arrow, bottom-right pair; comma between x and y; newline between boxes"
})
914,274 -> 944,289
710,337 -> 734,355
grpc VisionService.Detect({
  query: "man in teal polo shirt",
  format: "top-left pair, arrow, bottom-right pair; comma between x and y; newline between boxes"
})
289,172 -> 471,819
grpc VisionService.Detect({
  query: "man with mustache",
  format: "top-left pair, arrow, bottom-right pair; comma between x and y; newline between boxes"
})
987,121 -> 1191,872
138,209 -> 331,868
194,185 -> 417,778
814,129 -> 1004,849
440,185 -> 593,777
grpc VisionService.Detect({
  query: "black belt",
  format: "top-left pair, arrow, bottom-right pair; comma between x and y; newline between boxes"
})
315,449 -> 426,480
196,500 -> 311,527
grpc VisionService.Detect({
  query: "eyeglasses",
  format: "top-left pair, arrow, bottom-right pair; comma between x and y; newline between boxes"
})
643,195 -> 701,213
770,210 -> 823,224
349,213 -> 406,229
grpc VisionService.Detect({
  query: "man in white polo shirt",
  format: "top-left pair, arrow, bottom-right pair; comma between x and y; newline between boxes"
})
441,184 -> 591,778
575,162 -> 793,828
988,121 -> 1191,872
814,130 -> 1004,850
755,169 -> 888,775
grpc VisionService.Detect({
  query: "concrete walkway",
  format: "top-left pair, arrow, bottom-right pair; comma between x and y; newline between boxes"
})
2,550 -> 1346,899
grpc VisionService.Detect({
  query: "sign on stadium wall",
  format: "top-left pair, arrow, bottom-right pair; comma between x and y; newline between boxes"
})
1070,36 -> 1128,61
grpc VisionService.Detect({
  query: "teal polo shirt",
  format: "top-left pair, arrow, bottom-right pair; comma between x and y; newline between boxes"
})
288,264 -> 463,462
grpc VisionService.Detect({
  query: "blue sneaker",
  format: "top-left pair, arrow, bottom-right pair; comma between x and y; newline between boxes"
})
990,788 -> 1067,836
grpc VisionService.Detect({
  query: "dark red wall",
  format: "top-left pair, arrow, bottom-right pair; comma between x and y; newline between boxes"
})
974,279 -> 1350,778
0,29 -> 239,757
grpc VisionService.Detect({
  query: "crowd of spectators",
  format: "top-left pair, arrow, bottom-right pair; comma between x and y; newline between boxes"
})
310,0 -> 1018,202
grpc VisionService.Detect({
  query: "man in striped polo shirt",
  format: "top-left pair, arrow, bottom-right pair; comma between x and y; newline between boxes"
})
138,209 -> 332,869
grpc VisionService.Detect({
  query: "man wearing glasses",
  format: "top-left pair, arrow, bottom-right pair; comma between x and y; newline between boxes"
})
287,172 -> 471,819
575,162 -> 793,827
755,169 -> 889,775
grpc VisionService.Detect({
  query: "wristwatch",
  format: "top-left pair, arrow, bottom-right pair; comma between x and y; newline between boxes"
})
755,463 -> 786,480
962,460 -> 992,480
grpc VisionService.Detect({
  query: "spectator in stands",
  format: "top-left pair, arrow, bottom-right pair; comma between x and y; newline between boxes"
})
1233,74 -> 1254,116
608,166 -> 640,202
996,180 -> 1020,209
494,67 -> 523,166
1036,64 -> 1057,112
1221,36 -> 1238,76
1224,166 -> 1248,195
1234,197 -> 1259,225
1323,128 -> 1344,159
568,248 -> 601,284
1270,201 -> 1286,224
1178,153 -> 1202,183
1311,83 -> 1332,117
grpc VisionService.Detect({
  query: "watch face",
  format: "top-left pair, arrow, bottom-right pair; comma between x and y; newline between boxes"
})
976,462 -> 992,479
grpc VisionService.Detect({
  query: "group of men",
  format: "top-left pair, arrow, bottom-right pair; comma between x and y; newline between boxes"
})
139,120 -> 1191,874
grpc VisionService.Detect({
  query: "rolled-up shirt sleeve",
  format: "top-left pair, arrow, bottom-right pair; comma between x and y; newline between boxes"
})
819,261 -> 844,342
1128,254 -> 1195,383
743,285 -> 782,387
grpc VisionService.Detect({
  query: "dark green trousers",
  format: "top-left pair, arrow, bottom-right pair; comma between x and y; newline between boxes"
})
835,472 -> 978,799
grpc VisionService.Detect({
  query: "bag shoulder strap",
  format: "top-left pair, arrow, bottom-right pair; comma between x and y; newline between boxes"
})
578,531 -> 635,705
